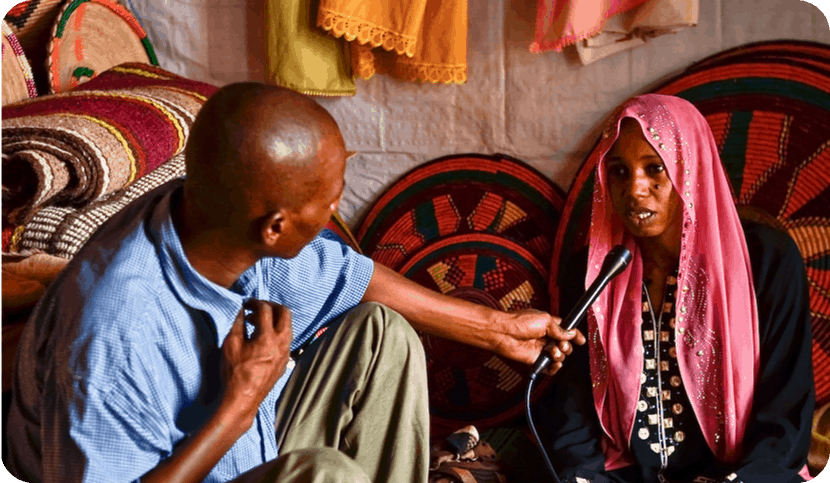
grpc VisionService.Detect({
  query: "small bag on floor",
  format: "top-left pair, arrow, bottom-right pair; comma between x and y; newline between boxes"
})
429,426 -> 507,483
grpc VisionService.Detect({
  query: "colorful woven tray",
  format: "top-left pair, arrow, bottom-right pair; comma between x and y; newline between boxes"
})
5,0 -> 65,53
2,20 -> 37,105
5,0 -> 66,93
47,0 -> 158,93
356,153 -> 565,436
550,40 -> 830,405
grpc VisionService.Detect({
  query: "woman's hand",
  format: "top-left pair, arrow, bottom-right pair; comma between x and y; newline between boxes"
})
491,309 -> 586,375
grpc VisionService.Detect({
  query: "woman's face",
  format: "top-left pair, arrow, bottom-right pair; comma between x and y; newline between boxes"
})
605,119 -> 683,247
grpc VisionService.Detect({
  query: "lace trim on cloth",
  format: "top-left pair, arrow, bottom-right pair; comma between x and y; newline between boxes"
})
530,22 -> 606,53
352,44 -> 466,84
318,7 -> 417,58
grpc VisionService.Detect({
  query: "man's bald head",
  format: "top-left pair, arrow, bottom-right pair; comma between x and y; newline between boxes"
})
183,82 -> 346,230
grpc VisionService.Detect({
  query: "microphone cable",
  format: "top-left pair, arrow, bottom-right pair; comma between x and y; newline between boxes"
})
526,370 -> 563,483
524,245 -> 632,483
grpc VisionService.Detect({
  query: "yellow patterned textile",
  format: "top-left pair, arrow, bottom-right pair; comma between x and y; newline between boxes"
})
317,0 -> 467,85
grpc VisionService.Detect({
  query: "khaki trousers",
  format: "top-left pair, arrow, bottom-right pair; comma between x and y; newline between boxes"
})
230,302 -> 429,483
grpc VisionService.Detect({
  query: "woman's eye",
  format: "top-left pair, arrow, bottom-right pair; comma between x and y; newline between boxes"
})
607,165 -> 627,178
647,163 -> 665,175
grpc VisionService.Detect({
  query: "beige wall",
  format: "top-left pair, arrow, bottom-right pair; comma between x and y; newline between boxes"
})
127,0 -> 830,227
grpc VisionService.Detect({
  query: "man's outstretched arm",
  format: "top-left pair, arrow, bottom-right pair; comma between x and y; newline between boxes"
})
361,261 -> 585,375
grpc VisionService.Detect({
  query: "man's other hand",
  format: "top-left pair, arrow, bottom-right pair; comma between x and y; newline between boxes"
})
220,299 -> 293,423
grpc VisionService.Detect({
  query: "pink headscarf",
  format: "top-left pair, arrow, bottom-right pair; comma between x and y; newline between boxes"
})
584,94 -> 760,470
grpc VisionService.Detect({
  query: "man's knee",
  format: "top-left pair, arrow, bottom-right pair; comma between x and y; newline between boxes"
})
238,448 -> 370,483
351,302 -> 422,353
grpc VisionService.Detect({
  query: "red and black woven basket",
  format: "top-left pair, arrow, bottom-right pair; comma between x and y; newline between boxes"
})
356,153 -> 565,437
550,40 -> 830,405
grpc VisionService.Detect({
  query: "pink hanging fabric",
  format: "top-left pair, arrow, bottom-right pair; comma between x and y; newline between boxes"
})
530,0 -> 650,53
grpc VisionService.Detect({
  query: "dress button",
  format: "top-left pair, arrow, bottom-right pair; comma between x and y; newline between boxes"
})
639,428 -> 650,440
638,400 -> 649,412
675,431 -> 685,442
672,403 -> 683,415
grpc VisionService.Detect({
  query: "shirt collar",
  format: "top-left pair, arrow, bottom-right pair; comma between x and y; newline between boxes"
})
149,183 -> 264,346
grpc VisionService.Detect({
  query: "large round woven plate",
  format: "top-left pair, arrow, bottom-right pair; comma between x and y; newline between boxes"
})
550,40 -> 830,405
47,0 -> 158,93
356,153 -> 566,436
2,20 -> 37,105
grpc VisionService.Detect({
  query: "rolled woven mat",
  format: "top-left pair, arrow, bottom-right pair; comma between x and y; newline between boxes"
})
550,40 -> 830,406
2,62 -> 217,242
356,153 -> 565,437
47,0 -> 158,93
2,20 -> 38,106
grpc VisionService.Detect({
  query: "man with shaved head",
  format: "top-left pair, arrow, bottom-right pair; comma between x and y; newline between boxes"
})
7,83 -> 583,483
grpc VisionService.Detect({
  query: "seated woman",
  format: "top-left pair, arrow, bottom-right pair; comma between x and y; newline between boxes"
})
537,94 -> 814,483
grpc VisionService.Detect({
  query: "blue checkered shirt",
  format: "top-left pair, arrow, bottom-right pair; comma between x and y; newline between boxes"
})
6,181 -> 374,483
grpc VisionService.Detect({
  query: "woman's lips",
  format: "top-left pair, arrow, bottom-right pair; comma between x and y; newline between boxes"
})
625,208 -> 655,225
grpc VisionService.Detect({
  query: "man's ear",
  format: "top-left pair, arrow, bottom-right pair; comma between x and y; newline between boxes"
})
260,210 -> 287,247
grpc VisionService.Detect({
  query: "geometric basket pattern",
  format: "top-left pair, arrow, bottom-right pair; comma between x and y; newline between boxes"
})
356,153 -> 565,436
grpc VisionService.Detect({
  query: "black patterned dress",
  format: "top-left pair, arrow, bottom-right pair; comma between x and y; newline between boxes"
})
536,220 -> 814,483
628,271 -> 739,483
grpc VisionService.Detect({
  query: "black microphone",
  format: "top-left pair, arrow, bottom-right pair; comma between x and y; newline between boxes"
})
530,245 -> 633,379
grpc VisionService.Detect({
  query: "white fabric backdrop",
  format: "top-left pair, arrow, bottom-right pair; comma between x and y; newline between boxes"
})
120,0 -> 830,227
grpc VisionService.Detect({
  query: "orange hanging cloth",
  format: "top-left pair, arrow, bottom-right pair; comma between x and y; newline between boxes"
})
530,0 -> 650,53
317,0 -> 467,85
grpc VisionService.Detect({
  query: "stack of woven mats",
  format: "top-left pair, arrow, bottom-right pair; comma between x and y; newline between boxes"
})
551,40 -> 830,475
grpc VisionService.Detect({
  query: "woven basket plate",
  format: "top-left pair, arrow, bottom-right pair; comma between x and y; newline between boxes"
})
2,20 -> 37,105
5,0 -> 65,52
356,153 -> 565,436
550,40 -> 830,405
48,0 -> 158,93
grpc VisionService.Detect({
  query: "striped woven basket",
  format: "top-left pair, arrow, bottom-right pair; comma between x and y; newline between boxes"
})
47,0 -> 158,93
4,0 -> 65,93
356,153 -> 565,437
550,40 -> 830,406
2,20 -> 38,105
